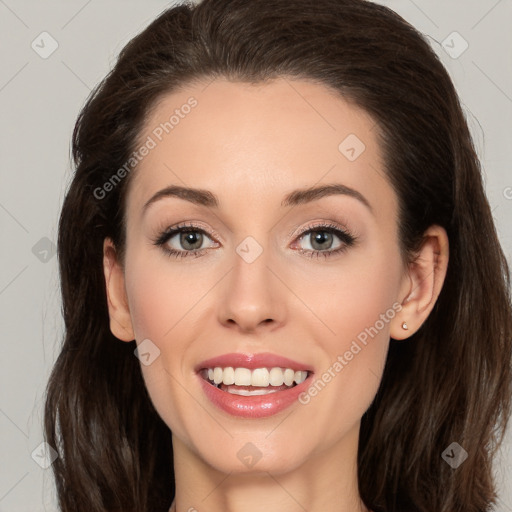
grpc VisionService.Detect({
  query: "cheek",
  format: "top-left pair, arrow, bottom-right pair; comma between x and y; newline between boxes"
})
122,251 -> 200,436
295,241 -> 402,349
123,250 -> 206,343
294,248 -> 402,415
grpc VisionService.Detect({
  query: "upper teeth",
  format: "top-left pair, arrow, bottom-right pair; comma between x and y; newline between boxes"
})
205,367 -> 308,387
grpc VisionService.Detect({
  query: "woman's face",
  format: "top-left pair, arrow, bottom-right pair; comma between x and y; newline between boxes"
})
109,78 -> 412,475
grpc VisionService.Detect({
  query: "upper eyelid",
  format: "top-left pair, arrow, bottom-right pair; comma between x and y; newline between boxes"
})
159,222 -> 220,240
295,222 -> 346,235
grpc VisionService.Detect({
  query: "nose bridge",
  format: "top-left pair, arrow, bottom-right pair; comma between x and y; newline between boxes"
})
218,232 -> 286,330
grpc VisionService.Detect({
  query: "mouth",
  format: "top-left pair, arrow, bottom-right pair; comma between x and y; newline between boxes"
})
195,352 -> 315,417
198,366 -> 311,396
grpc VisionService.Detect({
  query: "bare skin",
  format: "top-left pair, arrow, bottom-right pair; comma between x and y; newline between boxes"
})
103,78 -> 448,512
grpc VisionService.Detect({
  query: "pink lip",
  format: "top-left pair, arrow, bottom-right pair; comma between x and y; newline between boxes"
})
195,352 -> 314,418
197,372 -> 313,418
195,352 -> 314,372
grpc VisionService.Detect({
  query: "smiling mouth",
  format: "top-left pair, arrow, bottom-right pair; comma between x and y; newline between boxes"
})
199,366 -> 310,396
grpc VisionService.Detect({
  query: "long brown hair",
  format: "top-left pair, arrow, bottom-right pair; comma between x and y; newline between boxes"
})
44,1 -> 512,511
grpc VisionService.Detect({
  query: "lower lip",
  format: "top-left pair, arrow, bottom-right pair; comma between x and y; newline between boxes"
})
197,373 -> 313,418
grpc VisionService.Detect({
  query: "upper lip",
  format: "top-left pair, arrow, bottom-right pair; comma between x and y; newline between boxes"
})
195,352 -> 314,373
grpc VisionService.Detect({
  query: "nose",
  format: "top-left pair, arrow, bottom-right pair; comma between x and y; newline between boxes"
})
217,243 -> 286,333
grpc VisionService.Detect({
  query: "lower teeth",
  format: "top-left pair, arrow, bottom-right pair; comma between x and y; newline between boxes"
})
225,387 -> 280,396
212,382 -> 295,396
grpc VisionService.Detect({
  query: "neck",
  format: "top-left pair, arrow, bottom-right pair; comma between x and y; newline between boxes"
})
170,424 -> 368,512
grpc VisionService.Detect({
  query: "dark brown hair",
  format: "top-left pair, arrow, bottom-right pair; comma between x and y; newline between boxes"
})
44,1 -> 512,511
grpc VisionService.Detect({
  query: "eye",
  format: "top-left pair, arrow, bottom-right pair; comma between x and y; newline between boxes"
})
293,223 -> 356,259
152,223 -> 218,259
152,221 -> 357,260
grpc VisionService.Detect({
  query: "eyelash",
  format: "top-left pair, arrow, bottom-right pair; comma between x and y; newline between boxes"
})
152,221 -> 357,260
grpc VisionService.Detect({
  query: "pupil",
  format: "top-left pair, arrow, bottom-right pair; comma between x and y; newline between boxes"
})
181,231 -> 202,250
312,231 -> 332,250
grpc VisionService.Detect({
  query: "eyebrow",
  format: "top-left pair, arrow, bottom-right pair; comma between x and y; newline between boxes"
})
142,183 -> 373,214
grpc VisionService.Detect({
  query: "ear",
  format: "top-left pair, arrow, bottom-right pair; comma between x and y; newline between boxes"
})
103,238 -> 135,342
390,225 -> 449,340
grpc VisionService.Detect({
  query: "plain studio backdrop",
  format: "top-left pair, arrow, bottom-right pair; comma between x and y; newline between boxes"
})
0,1 -> 511,510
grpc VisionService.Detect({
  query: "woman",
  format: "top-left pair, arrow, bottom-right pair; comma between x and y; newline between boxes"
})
44,0 -> 512,511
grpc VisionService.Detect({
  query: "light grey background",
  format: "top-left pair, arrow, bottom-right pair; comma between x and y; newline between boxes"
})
0,1 -> 510,510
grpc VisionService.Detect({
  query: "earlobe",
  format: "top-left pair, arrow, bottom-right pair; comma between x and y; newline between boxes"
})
390,225 -> 449,340
103,238 -> 135,342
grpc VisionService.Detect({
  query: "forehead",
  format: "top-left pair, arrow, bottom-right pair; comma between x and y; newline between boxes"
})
127,77 -> 395,221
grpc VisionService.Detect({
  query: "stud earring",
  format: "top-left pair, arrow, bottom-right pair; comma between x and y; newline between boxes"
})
402,321 -> 408,330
